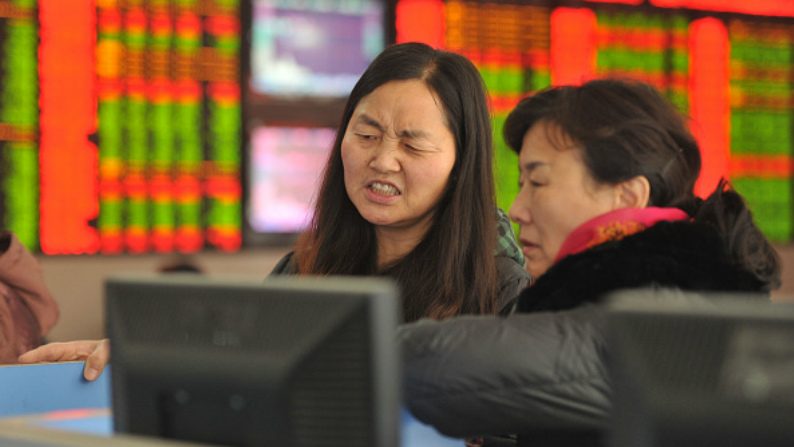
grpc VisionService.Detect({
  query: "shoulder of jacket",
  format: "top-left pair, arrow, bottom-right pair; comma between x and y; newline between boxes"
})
270,251 -> 298,276
495,255 -> 530,313
494,208 -> 524,266
517,221 -> 750,313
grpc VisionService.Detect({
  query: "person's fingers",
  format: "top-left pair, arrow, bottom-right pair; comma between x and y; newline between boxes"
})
18,340 -> 101,364
83,339 -> 111,381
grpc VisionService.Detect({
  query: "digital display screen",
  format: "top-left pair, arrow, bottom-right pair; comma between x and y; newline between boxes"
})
251,0 -> 383,97
92,1 -> 243,254
428,0 -> 794,242
248,126 -> 336,233
0,2 -> 37,249
1,0 -> 245,255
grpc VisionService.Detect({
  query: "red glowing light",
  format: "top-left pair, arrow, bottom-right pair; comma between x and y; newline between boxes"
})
206,14 -> 238,36
550,8 -> 597,86
38,0 -> 99,254
689,18 -> 730,197
395,0 -> 446,48
729,155 -> 794,178
651,0 -> 794,17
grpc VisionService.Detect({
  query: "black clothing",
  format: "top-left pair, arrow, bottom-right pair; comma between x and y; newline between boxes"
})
400,221 -> 767,439
269,209 -> 529,313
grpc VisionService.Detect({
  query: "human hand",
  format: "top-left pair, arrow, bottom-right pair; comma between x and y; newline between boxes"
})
18,339 -> 111,381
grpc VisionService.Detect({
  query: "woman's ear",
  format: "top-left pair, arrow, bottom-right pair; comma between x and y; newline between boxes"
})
616,175 -> 651,208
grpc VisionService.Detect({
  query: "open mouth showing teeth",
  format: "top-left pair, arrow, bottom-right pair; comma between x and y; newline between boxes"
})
369,182 -> 401,196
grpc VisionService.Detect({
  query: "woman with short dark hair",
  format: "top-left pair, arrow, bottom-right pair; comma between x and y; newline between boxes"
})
401,79 -> 780,442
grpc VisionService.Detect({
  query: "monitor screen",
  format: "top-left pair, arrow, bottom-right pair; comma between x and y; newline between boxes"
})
250,0 -> 384,98
606,289 -> 794,447
247,126 -> 336,233
107,275 -> 401,447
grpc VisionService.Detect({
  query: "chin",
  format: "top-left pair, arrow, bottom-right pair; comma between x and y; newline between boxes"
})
527,264 -> 549,279
365,218 -> 396,227
358,210 -> 396,227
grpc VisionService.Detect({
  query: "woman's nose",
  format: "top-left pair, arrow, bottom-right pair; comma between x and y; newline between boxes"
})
368,141 -> 401,173
508,190 -> 532,225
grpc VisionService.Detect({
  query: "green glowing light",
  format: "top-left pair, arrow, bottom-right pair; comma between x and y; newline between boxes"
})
479,67 -> 524,95
210,102 -> 241,165
99,199 -> 123,229
3,144 -> 37,249
731,111 -> 792,155
126,99 -> 148,165
212,36 -> 240,54
732,178 -> 792,242
597,48 -> 666,72
1,10 -> 38,249
153,201 -> 176,228
208,199 -> 240,227
150,103 -> 174,167
530,71 -> 551,92
492,114 -> 519,218
127,199 -> 149,227
177,202 -> 202,227
174,99 -> 202,166
99,100 -> 123,159
731,42 -> 790,66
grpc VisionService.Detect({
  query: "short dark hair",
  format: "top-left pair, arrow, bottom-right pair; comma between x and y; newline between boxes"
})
295,42 -> 499,321
504,79 -> 700,209
504,79 -> 779,290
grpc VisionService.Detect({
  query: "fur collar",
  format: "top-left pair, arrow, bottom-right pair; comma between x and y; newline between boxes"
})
517,220 -> 765,313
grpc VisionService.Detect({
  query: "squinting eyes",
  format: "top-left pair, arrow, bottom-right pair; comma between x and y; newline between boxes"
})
518,180 -> 545,188
354,134 -> 424,152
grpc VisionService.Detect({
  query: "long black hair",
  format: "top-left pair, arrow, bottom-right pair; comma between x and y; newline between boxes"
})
295,42 -> 500,321
504,79 -> 780,291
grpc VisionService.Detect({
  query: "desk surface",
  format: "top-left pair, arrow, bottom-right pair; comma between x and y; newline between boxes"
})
0,362 -> 110,417
0,362 -> 462,446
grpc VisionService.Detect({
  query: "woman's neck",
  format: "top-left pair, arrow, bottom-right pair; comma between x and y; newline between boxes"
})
375,218 -> 433,270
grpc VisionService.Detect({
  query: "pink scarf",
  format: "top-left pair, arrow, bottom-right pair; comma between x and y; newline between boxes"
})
554,207 -> 688,263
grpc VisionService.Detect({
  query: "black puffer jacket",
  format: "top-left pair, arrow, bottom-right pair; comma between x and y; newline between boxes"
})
399,220 -> 768,439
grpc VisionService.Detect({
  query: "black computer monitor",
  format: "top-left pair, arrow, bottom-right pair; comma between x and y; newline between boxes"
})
106,275 -> 401,447
606,289 -> 794,447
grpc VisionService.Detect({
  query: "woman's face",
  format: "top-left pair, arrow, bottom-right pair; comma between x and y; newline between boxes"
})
509,120 -> 622,278
342,80 -> 456,238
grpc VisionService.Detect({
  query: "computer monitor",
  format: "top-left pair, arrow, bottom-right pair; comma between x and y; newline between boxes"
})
106,275 -> 401,447
606,289 -> 794,447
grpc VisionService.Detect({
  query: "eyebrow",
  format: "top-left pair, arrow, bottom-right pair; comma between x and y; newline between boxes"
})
356,114 -> 385,132
356,114 -> 432,140
522,161 -> 548,173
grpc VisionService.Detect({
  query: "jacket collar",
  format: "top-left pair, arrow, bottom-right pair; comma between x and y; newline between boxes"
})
518,220 -> 765,313
554,207 -> 688,263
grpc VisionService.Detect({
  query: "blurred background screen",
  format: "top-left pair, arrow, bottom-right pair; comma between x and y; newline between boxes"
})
0,0 -> 791,254
250,0 -> 384,97
247,125 -> 336,233
244,0 -> 385,243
